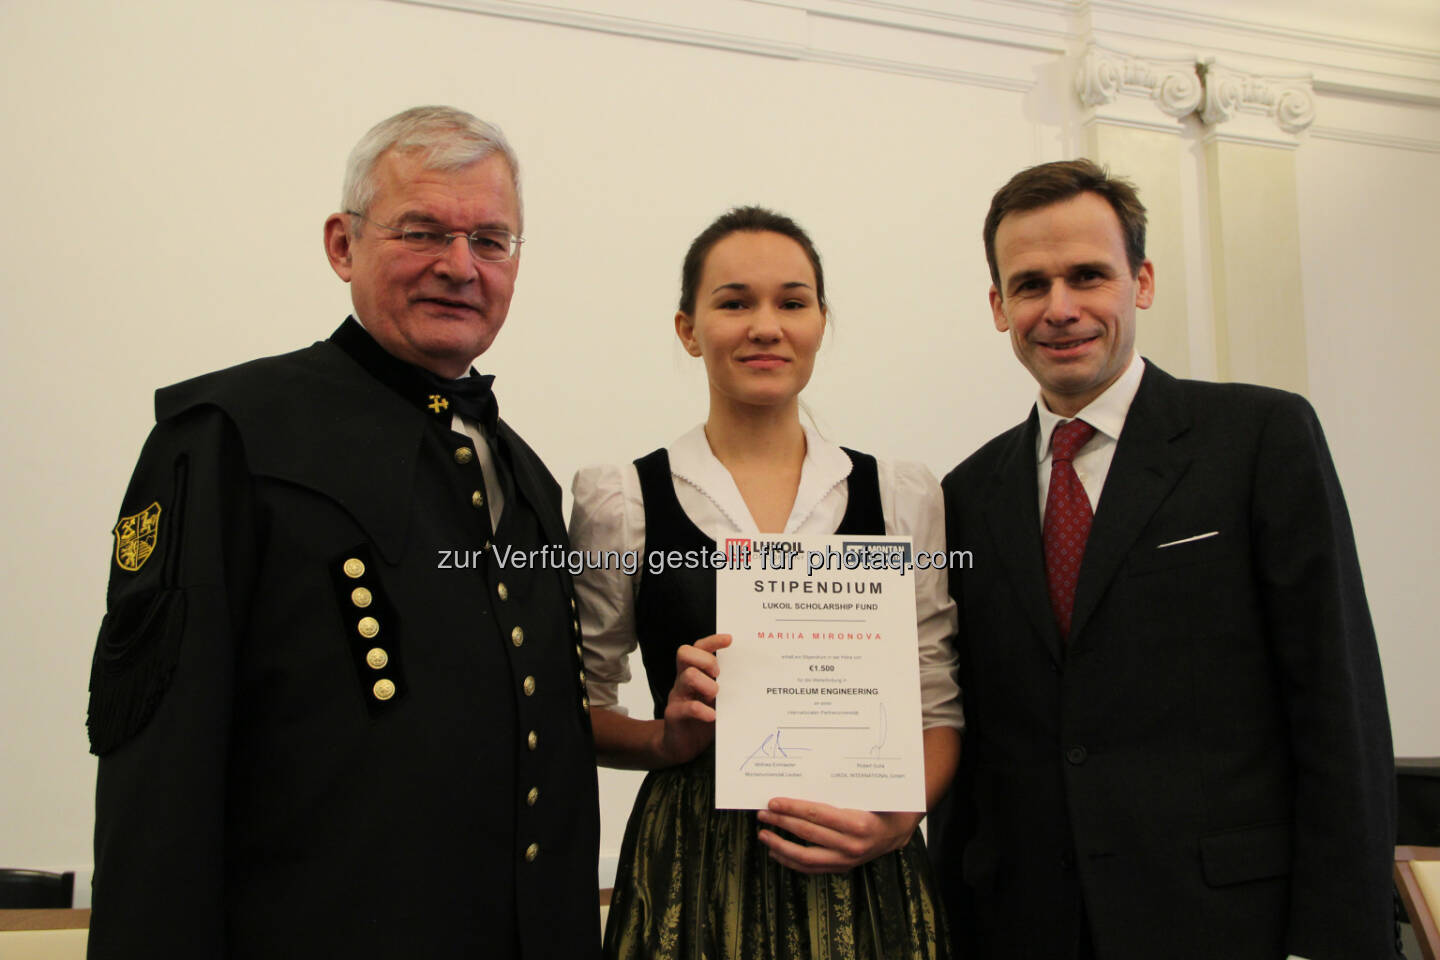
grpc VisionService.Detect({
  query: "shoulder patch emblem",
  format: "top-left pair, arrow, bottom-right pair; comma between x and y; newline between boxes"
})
113,502 -> 162,572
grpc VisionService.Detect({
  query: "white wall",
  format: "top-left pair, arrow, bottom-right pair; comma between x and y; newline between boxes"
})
1,0 -> 1436,897
1297,130 -> 1440,755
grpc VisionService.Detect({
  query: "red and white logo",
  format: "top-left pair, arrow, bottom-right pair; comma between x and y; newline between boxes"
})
726,538 -> 752,567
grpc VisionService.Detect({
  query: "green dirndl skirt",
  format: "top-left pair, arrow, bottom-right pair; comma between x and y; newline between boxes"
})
602,750 -> 952,960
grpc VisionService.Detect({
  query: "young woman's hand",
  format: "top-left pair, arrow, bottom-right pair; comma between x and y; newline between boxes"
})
755,801 -> 923,874
656,633 -> 732,766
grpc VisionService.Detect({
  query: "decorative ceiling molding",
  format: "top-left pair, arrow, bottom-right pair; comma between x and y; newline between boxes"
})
1200,60 -> 1316,145
777,0 -> 1073,53
1198,127 -> 1301,151
1313,79 -> 1440,109
383,0 -> 1435,113
1083,0 -> 1438,65
388,0 -> 1041,91
388,0 -> 808,60
1308,125 -> 1440,155
1080,0 -> 1438,106
1076,45 -> 1202,133
805,48 -> 1033,92
1075,45 -> 1325,148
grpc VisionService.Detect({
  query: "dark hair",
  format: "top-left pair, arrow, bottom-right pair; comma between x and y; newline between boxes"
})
678,206 -> 827,315
983,159 -> 1147,291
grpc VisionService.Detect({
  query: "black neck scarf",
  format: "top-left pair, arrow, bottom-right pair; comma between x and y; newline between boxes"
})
329,316 -> 499,433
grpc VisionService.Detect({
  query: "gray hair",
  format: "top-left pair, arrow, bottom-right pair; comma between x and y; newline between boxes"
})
341,105 -> 523,230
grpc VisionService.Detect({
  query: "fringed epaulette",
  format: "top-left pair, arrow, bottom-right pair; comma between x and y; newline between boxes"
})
87,588 -> 187,756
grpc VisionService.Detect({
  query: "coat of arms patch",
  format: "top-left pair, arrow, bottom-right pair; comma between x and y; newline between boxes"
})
113,502 -> 162,572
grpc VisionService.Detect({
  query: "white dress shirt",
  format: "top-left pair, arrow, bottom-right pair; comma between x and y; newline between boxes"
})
1034,354 -> 1145,524
568,423 -> 963,730
454,414 -> 504,530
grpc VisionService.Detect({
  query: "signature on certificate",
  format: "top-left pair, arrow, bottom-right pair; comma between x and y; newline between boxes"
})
739,705 -> 894,771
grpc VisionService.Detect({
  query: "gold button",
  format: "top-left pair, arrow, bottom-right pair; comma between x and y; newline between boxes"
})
526,730 -> 537,750
522,676 -> 536,696
575,643 -> 582,659
511,625 -> 525,647
497,582 -> 509,602
525,843 -> 539,862
471,490 -> 485,508
569,597 -> 576,612
373,678 -> 396,700
351,586 -> 372,608
572,618 -> 580,636
526,786 -> 539,806
365,647 -> 388,670
579,669 -> 587,685
343,558 -> 365,579
454,447 -> 474,465
357,616 -> 380,639
581,695 -> 590,712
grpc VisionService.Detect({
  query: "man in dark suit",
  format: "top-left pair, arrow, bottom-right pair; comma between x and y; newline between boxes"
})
928,159 -> 1395,960
86,106 -> 600,958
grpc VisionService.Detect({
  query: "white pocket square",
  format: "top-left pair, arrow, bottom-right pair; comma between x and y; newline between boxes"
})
1156,531 -> 1220,549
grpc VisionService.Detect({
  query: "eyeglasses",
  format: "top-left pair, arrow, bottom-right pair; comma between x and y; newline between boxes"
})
347,211 -> 524,262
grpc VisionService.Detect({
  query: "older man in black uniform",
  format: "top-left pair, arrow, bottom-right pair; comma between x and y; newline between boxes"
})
87,106 -> 600,958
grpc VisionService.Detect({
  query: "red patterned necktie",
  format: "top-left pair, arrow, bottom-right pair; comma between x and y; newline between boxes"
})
1043,418 -> 1097,640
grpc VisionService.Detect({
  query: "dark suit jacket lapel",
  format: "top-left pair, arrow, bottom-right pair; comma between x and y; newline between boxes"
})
1069,363 -> 1193,646
983,408 -> 1066,665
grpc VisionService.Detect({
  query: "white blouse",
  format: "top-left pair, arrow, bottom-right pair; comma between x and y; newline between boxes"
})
568,424 -> 964,730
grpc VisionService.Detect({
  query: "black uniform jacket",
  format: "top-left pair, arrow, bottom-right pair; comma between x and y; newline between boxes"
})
88,322 -> 600,959
928,362 -> 1394,960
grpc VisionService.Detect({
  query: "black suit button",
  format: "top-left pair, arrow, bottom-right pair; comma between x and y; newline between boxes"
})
1065,745 -> 1088,765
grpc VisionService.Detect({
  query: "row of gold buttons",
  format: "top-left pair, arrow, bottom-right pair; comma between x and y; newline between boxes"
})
455,445 -> 544,858
343,557 -> 395,701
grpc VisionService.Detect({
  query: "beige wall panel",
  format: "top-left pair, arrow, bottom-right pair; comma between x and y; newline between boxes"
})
1205,139 -> 1309,392
1296,135 -> 1440,757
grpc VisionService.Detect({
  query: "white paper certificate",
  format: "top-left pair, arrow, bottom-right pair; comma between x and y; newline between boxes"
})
713,534 -> 925,812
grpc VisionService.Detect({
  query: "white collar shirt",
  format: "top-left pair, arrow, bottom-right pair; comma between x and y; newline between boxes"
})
1034,354 -> 1145,524
453,414 -> 504,531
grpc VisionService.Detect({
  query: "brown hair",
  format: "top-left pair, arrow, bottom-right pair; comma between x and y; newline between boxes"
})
983,159 -> 1147,291
678,206 -> 826,315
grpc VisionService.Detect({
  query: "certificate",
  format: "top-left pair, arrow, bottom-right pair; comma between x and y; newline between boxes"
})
713,534 -> 925,812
